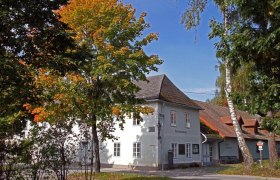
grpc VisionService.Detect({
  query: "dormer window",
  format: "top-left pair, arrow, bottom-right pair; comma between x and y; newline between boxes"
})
170,111 -> 176,126
220,115 -> 244,126
243,119 -> 259,134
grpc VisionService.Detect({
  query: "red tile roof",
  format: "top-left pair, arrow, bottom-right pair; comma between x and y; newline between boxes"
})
194,100 -> 273,140
220,115 -> 244,125
243,119 -> 259,127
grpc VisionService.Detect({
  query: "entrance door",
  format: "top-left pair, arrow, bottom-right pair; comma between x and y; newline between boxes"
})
202,143 -> 213,165
202,143 -> 210,164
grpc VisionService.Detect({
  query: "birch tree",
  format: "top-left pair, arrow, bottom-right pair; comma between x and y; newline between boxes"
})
209,0 -> 280,168
182,0 -> 254,169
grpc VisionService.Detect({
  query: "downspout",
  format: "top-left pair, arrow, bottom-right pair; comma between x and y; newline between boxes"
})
201,132 -> 207,144
160,102 -> 165,171
218,140 -> 224,163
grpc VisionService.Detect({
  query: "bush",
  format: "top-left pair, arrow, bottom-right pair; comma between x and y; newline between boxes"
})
274,159 -> 280,169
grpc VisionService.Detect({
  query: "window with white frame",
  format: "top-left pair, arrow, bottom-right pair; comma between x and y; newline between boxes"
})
185,113 -> 191,128
133,142 -> 141,158
114,142 -> 120,157
186,143 -> 191,158
170,111 -> 176,126
171,143 -> 177,158
133,119 -> 141,125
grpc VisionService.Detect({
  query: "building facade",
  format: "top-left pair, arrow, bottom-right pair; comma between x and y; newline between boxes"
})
99,75 -> 202,169
196,100 -> 280,165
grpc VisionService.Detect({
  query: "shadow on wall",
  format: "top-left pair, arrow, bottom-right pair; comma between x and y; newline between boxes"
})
74,125 -> 112,169
132,112 -> 158,169
99,141 -> 113,167
97,104 -> 159,169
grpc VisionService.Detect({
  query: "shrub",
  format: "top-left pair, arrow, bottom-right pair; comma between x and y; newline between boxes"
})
274,159 -> 280,169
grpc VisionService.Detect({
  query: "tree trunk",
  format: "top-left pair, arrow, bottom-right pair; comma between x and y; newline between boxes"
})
223,0 -> 254,169
224,61 -> 254,169
267,111 -> 278,168
91,115 -> 100,174
268,132 -> 278,168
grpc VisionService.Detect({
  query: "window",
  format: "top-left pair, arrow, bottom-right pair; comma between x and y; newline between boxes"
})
114,143 -> 120,157
209,145 -> 213,162
171,143 -> 177,158
186,143 -> 191,158
133,119 -> 141,125
185,113 -> 191,128
192,144 -> 199,154
170,111 -> 176,126
178,144 -> 186,155
148,126 -> 155,132
133,142 -> 141,158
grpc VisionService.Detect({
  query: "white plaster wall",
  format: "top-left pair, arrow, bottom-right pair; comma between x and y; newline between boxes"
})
158,102 -> 202,165
100,102 -> 159,167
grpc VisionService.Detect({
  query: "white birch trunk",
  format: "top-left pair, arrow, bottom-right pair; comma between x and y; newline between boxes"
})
223,0 -> 254,169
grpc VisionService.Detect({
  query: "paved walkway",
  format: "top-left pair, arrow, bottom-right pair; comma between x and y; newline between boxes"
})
91,167 -> 280,180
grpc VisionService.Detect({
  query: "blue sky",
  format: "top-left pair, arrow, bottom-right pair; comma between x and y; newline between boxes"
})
124,0 -> 222,101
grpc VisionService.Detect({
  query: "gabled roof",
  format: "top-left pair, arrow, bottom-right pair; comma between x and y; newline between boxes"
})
194,100 -> 271,140
135,75 -> 201,109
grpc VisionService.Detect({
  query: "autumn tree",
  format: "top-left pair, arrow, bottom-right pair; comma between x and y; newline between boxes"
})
182,0 -> 254,169
0,1 -> 79,178
27,0 -> 161,175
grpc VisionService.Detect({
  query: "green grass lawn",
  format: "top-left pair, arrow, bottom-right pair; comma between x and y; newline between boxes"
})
68,172 -> 171,180
217,160 -> 280,178
68,160 -> 280,179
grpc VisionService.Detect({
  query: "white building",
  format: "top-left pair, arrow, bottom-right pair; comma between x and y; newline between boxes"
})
99,74 -> 202,169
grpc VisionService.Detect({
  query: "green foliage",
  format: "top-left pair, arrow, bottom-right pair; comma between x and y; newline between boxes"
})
275,159 -> 280,169
0,0 -> 75,63
182,0 -> 207,30
34,0 -> 162,138
0,1 -> 80,178
0,0 -> 78,124
23,0 -> 162,173
208,0 -> 280,127
25,121 -> 79,180
262,117 -> 280,135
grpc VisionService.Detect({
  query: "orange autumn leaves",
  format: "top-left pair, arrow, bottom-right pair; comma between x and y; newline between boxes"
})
24,69 -> 79,122
23,103 -> 49,123
55,0 -> 159,70
56,0 -> 137,42
25,69 -> 155,123
23,0 -> 159,123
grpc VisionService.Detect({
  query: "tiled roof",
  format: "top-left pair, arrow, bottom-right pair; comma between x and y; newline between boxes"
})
135,75 -> 201,109
243,119 -> 259,127
194,100 -> 273,140
220,115 -> 244,125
